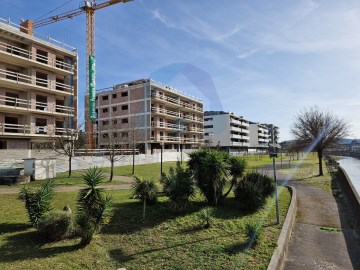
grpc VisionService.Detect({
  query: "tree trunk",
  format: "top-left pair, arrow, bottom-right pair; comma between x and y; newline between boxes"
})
143,198 -> 146,221
132,148 -> 135,175
68,156 -> 72,178
109,160 -> 114,182
223,177 -> 236,199
213,180 -> 217,206
318,150 -> 323,176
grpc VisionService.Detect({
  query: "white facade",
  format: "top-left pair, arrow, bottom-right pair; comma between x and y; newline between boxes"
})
249,123 -> 270,151
204,111 -> 250,152
264,123 -> 280,144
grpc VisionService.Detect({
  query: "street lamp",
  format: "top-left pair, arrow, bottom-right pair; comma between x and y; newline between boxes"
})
268,142 -> 281,225
160,141 -> 164,175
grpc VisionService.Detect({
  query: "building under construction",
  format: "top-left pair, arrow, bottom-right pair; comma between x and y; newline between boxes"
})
0,18 -> 78,160
96,79 -> 204,154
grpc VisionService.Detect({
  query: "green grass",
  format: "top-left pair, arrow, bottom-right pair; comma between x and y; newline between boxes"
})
0,185 -> 291,270
279,153 -> 335,193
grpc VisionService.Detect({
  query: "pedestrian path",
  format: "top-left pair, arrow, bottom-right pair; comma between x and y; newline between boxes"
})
282,179 -> 360,269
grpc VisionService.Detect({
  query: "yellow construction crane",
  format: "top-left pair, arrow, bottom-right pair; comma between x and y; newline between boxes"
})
30,0 -> 133,149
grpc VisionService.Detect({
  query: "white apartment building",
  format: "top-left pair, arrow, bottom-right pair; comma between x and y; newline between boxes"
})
204,111 -> 250,153
0,19 -> 78,159
249,122 -> 270,152
264,124 -> 280,144
96,79 -> 204,154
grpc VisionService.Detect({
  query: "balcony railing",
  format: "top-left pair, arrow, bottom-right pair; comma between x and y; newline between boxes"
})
0,68 -> 74,94
231,141 -> 250,147
230,119 -> 250,127
151,135 -> 203,143
0,40 -> 75,72
0,123 -> 30,134
151,107 -> 203,123
230,126 -> 249,134
151,93 -> 203,112
188,127 -> 204,133
0,94 -> 74,115
151,121 -> 186,130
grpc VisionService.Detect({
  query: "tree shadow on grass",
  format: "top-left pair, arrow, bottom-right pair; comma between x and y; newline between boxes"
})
223,240 -> 251,255
102,199 -> 209,235
0,230 -> 82,262
0,223 -> 31,234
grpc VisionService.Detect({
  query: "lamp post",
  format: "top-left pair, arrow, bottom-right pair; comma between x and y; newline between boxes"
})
160,142 -> 164,175
268,142 -> 281,225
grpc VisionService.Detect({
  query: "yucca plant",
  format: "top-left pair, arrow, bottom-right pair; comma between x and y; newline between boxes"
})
76,167 -> 112,246
19,179 -> 55,227
245,220 -> 263,247
199,207 -> 214,228
160,161 -> 195,212
234,179 -> 264,211
132,176 -> 158,221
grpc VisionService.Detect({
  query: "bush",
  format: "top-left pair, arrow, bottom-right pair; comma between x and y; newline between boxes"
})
132,176 -> 158,221
19,179 -> 55,226
245,220 -> 263,247
234,180 -> 265,211
198,207 -> 214,228
245,172 -> 275,197
37,210 -> 73,241
161,161 -> 195,212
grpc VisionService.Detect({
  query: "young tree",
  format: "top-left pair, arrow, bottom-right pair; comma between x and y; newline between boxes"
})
292,106 -> 350,175
132,176 -> 158,221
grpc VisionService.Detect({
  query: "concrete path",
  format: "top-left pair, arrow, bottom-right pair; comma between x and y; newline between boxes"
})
282,179 -> 360,269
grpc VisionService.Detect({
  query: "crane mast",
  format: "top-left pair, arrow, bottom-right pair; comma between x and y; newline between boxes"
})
30,0 -> 133,149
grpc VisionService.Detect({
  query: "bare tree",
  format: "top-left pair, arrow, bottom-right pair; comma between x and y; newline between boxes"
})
291,106 -> 350,175
54,121 -> 85,178
128,112 -> 144,175
100,119 -> 126,182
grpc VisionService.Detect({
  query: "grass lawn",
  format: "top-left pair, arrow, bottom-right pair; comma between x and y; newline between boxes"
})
0,185 -> 291,270
279,153 -> 335,193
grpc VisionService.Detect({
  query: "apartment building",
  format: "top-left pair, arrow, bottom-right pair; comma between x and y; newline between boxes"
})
249,122 -> 270,152
96,79 -> 204,154
264,124 -> 280,144
203,111 -> 250,153
0,19 -> 78,157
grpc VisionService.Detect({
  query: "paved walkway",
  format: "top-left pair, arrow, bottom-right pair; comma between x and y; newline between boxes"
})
281,177 -> 360,269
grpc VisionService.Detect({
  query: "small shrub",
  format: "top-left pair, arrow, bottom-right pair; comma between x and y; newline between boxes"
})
132,176 -> 158,221
245,220 -> 263,247
234,180 -> 264,211
19,179 -> 55,226
160,161 -> 195,212
198,207 -> 214,228
37,210 -> 73,241
246,172 -> 275,197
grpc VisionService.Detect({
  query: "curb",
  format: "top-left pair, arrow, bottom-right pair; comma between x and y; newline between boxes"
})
267,185 -> 297,270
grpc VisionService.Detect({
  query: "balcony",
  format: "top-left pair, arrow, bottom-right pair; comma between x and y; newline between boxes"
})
151,135 -> 203,144
151,121 -> 186,131
0,68 -> 74,96
230,118 -> 249,127
188,127 -> 204,133
0,40 -> 75,75
151,93 -> 203,112
0,123 -> 30,135
230,134 -> 249,140
230,126 -> 249,134
231,141 -> 250,147
0,94 -> 74,116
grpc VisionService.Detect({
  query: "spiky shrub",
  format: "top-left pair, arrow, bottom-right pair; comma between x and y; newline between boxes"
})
132,176 -> 158,221
188,149 -> 230,205
234,179 -> 265,212
37,210 -> 73,241
244,172 -> 275,198
245,220 -> 263,247
198,207 -> 214,228
76,167 -> 112,246
19,179 -> 55,227
160,161 -> 195,212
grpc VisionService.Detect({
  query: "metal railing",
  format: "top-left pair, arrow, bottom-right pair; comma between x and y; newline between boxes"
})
0,123 -> 30,134
0,68 -> 73,94
151,93 -> 203,112
151,135 -> 203,143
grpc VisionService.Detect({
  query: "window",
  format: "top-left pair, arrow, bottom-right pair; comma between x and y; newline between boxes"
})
0,140 -> 7,149
5,92 -> 19,106
121,132 -> 128,138
102,95 -> 109,101
205,133 -> 209,136
121,91 -> 128,97
102,108 -> 108,113
204,117 -> 213,121
55,57 -> 64,69
112,94 -> 117,99
122,105 -> 128,110
113,120 -> 118,125
6,68 -> 19,81
35,118 -> 47,134
36,95 -> 47,110
36,49 -> 48,64
56,77 -> 65,91
36,71 -> 48,87
122,118 -> 128,124
112,106 -> 117,112
113,132 -> 118,138
102,133 -> 108,139
204,125 -> 213,129
103,120 -> 108,126
5,116 -> 18,133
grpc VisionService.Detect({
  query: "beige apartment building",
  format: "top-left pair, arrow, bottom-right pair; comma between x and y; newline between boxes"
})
96,79 -> 204,154
0,19 -> 78,158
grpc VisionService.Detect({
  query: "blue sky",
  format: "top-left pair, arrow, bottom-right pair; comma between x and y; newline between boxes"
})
2,0 -> 360,140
